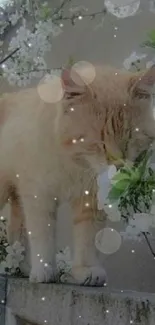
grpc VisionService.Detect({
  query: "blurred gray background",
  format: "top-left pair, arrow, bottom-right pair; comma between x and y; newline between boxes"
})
1,0 -> 155,293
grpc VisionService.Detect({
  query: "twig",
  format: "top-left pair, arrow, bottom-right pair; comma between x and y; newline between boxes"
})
0,4 -> 107,68
52,0 -> 71,17
142,232 -> 155,258
0,47 -> 19,66
56,8 -> 107,22
14,67 -> 62,75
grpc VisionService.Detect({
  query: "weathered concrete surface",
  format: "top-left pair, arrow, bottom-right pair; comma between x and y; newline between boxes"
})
6,278 -> 155,325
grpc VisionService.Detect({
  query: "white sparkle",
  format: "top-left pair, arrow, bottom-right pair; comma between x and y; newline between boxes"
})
54,197 -> 57,201
121,290 -> 124,293
34,195 -> 37,199
124,103 -> 126,106
60,23 -> 64,27
16,174 -> 19,178
85,190 -> 89,195
106,310 -> 109,313
78,15 -> 83,20
85,202 -> 90,207
153,189 -> 155,193
48,223 -> 51,227
72,139 -> 77,144
114,26 -> 118,30
44,321 -> 47,324
70,107 -> 74,111
108,204 -> 112,208
115,72 -> 118,75
0,216 -> 4,220
79,316 -> 82,318
2,63 -> 6,69
28,231 -> 32,235
37,254 -> 40,257
130,321 -> 133,324
40,259 -> 43,263
80,138 -> 84,142
104,283 -> 107,287
1,300 -> 4,304
131,250 -> 135,253
28,42 -> 32,47
111,228 -> 114,232
44,263 -> 48,267
41,297 -> 46,301
114,34 -> 116,38
135,128 -> 139,132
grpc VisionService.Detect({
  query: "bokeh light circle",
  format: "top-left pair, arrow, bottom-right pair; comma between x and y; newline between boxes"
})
104,0 -> 140,18
71,61 -> 96,86
37,74 -> 64,104
95,227 -> 122,254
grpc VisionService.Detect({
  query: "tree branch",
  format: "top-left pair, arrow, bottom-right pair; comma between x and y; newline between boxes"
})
0,3 -> 107,68
0,47 -> 19,66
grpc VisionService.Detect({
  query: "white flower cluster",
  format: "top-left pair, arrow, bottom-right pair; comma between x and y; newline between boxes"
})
0,0 -> 25,35
2,18 -> 62,86
0,241 -> 25,274
123,51 -> 155,72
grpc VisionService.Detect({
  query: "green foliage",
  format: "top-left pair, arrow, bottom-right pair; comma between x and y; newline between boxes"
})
67,55 -> 76,67
108,150 -> 155,220
142,29 -> 155,48
39,3 -> 52,20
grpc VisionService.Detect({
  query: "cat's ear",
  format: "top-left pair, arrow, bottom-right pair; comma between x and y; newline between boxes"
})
129,65 -> 155,97
61,68 -> 86,96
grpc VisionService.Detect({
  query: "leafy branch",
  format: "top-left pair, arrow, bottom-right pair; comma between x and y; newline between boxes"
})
108,149 -> 155,258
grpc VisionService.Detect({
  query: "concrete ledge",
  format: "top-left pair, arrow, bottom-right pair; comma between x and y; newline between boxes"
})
6,278 -> 155,325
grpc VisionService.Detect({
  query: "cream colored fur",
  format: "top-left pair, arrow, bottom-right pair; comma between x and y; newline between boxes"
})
0,64 -> 155,284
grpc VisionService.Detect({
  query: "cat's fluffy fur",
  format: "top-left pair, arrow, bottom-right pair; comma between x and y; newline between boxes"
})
0,64 -> 155,284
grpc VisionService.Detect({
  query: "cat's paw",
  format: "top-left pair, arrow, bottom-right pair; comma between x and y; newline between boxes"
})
30,264 -> 55,283
61,266 -> 106,287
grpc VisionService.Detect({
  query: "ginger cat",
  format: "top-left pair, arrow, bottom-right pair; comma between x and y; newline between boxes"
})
0,64 -> 155,285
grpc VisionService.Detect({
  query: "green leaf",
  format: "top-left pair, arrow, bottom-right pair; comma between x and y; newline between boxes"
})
112,172 -> 130,183
108,179 -> 130,201
115,179 -> 130,190
148,30 -> 155,42
67,55 -> 75,67
108,187 -> 125,201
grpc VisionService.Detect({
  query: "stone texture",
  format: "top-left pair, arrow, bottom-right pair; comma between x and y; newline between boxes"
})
6,278 -> 155,325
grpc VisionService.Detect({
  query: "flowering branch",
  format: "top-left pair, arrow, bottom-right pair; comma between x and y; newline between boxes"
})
0,47 -> 19,66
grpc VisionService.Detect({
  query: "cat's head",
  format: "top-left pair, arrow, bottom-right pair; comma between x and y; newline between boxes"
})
57,64 -> 155,173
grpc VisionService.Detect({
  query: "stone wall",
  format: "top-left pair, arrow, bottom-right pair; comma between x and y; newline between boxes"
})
4,278 -> 155,325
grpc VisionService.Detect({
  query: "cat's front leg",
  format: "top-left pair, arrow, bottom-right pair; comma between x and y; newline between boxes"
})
19,184 -> 57,283
62,196 -> 107,286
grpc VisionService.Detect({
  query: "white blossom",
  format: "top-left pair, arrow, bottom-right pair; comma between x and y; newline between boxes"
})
123,51 -> 147,70
0,241 -> 24,273
2,17 -> 62,86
